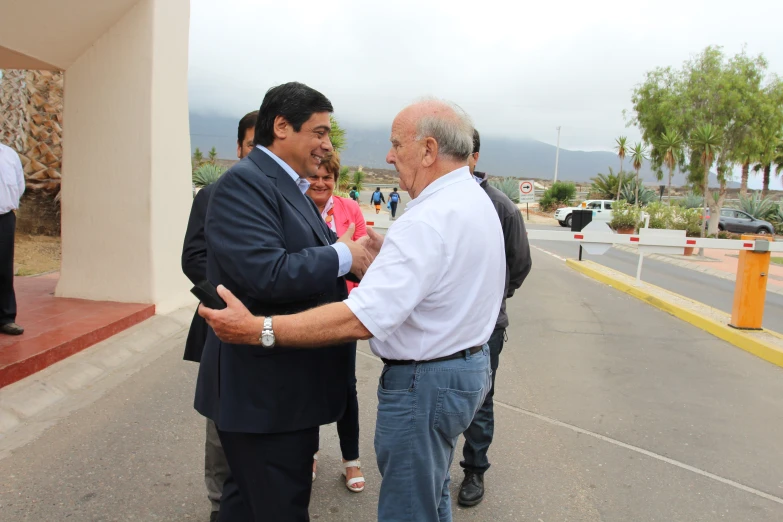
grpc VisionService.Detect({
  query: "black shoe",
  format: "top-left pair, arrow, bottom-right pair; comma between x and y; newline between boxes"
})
209,511 -> 219,522
458,471 -> 485,507
0,323 -> 24,336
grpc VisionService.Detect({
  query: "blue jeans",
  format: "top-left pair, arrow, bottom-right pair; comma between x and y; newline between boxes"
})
461,327 -> 505,474
375,346 -> 491,522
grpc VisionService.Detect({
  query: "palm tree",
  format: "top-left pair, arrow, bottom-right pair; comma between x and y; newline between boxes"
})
590,167 -> 620,200
208,146 -> 218,163
753,127 -> 782,196
657,129 -> 683,205
0,69 -> 64,234
614,136 -> 629,201
690,123 -> 722,247
629,142 -> 648,208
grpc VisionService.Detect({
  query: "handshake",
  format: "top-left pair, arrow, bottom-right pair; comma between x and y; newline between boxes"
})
337,224 -> 384,280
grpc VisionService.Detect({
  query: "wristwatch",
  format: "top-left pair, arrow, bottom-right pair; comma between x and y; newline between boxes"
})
259,317 -> 275,348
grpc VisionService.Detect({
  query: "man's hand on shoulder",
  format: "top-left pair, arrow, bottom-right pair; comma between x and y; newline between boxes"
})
338,224 -> 371,279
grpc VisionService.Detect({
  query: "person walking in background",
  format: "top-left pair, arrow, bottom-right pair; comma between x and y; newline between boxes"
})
387,187 -> 400,219
457,128 -> 532,507
371,186 -> 385,214
0,142 -> 25,336
305,150 -> 367,493
181,110 -> 258,522
349,185 -> 360,204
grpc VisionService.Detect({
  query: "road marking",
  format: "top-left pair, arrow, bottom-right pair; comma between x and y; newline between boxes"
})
356,348 -> 783,506
531,244 -> 567,262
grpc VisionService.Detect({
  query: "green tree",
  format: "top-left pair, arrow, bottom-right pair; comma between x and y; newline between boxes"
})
630,46 -> 780,211
629,142 -> 648,208
691,123 -> 722,244
614,136 -> 629,201
330,115 -> 347,152
657,129 -> 684,205
208,146 -> 218,163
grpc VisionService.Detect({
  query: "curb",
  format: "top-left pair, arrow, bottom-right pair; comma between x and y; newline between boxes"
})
566,259 -> 783,370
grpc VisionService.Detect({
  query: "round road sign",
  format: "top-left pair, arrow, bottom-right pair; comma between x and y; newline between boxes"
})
519,181 -> 533,194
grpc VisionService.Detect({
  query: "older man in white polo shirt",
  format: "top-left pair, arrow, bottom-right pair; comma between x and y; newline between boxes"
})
0,142 -> 26,336
200,99 -> 505,522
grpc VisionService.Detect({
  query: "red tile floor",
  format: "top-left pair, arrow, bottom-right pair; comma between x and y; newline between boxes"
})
0,273 -> 154,388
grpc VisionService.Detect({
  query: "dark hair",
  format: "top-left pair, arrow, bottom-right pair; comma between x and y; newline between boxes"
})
376,187 -> 380,190
255,82 -> 333,147
352,186 -> 357,190
238,111 -> 258,145
393,187 -> 398,191
472,128 -> 481,154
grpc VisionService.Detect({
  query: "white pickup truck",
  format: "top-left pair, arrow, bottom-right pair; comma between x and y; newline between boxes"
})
554,200 -> 614,228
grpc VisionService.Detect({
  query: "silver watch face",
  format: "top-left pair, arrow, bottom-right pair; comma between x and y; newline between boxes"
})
261,331 -> 275,347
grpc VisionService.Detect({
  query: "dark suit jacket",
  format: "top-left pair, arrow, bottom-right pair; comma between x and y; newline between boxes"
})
181,183 -> 215,363
194,148 -> 353,434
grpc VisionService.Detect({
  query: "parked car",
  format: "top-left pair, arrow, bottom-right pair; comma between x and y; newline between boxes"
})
554,200 -> 614,228
718,209 -> 775,235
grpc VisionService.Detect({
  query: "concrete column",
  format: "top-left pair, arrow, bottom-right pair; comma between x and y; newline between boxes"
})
56,0 -> 192,313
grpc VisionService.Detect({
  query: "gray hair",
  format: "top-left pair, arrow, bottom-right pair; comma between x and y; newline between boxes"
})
414,99 -> 474,161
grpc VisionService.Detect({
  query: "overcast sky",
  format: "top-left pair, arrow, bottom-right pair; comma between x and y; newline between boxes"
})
188,0 -> 783,186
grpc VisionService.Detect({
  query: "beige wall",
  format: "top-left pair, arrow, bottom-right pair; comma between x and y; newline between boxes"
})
56,0 -> 192,312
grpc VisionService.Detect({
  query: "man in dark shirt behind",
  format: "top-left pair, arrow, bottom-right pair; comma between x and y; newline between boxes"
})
458,128 -> 532,507
181,110 -> 257,522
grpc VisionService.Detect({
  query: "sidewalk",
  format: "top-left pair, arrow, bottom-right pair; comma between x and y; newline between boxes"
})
613,244 -> 783,296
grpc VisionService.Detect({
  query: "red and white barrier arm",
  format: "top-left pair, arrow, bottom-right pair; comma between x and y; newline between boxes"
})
527,230 -> 783,253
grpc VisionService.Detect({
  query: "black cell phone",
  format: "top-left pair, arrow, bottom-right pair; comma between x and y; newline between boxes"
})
191,280 -> 227,310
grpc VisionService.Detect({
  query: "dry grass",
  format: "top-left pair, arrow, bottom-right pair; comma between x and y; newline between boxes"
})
14,234 -> 61,276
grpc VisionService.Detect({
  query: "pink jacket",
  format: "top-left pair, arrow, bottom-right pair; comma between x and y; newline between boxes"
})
331,196 -> 367,293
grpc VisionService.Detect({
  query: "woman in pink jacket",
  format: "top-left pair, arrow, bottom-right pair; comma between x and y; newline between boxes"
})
305,150 -> 367,493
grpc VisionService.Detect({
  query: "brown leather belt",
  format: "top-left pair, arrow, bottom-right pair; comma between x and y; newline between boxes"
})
381,345 -> 483,366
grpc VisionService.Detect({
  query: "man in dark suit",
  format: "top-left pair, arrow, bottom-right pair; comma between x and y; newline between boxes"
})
194,82 -> 371,522
182,110 -> 258,522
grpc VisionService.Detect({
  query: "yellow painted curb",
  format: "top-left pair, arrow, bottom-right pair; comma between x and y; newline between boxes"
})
566,259 -> 783,369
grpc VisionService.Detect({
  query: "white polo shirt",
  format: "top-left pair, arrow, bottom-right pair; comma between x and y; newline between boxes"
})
345,166 -> 505,361
0,143 -> 25,215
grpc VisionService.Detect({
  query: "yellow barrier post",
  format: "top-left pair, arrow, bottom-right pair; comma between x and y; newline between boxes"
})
729,235 -> 774,330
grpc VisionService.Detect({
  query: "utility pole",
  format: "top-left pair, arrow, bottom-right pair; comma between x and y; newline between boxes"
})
553,126 -> 561,183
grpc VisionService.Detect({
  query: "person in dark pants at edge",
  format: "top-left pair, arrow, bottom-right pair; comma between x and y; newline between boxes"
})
181,110 -> 258,522
0,142 -> 25,336
193,82 -> 371,522
387,187 -> 400,219
458,128 -> 532,507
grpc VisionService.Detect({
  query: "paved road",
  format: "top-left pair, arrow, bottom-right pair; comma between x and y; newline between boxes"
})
528,223 -> 783,333
3,250 -> 783,521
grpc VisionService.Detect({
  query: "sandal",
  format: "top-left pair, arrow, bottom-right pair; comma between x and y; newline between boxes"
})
312,452 -> 318,482
342,459 -> 365,493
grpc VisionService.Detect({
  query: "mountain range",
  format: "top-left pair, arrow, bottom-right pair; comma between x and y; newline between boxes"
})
190,112 -> 736,188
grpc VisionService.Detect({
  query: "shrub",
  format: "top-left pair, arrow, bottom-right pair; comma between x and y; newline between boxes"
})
610,201 -> 642,231
192,163 -> 225,189
620,178 -> 656,206
678,192 -> 704,209
670,207 -> 703,237
738,191 -> 777,220
645,201 -> 675,229
771,204 -> 783,234
540,181 -> 576,211
589,168 -> 622,200
489,178 -> 521,203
